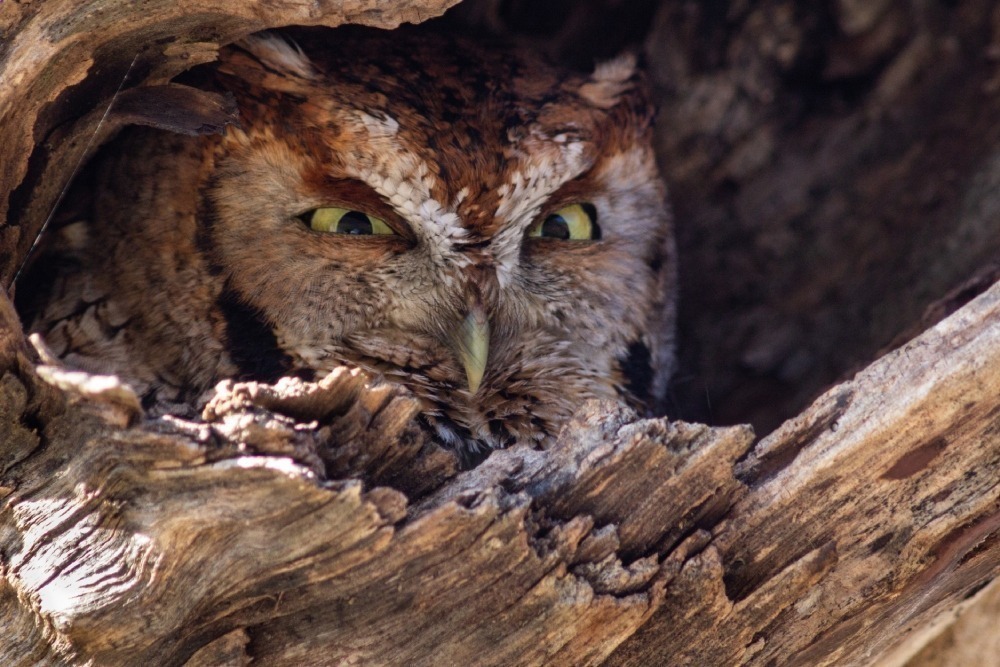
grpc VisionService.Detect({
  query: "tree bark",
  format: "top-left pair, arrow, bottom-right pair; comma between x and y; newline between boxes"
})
2,1 -> 1000,665
2,258 -> 999,665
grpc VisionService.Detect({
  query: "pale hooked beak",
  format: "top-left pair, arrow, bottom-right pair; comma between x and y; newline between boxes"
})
455,306 -> 490,394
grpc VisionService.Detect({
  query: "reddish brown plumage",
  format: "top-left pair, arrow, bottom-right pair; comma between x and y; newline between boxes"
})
22,27 -> 676,455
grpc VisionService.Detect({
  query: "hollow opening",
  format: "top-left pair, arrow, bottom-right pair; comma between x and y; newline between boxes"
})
11,0 -> 1000,447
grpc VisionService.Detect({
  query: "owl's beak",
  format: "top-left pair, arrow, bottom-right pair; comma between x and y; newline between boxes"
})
455,307 -> 490,394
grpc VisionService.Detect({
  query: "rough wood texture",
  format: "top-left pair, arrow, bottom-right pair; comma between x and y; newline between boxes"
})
3,0 -> 1000,664
610,281 -> 1000,666
0,286 -> 752,664
2,263 -> 999,665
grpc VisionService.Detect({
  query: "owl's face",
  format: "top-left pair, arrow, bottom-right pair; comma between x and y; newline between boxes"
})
202,29 -> 674,452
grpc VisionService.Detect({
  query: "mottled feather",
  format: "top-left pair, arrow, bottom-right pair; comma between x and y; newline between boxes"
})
22,27 -> 676,453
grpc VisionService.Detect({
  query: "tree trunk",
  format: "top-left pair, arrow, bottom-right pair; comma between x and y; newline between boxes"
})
2,1 -> 999,665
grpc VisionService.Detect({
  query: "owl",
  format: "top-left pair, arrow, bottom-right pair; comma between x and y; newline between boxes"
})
20,27 -> 676,455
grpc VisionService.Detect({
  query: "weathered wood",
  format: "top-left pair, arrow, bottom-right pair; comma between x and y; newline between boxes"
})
0,304 -> 752,664
609,283 -> 1000,666
2,279 -> 999,665
3,0 -> 1000,664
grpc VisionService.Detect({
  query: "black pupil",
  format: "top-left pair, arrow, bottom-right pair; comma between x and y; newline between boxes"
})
541,215 -> 571,240
336,211 -> 373,235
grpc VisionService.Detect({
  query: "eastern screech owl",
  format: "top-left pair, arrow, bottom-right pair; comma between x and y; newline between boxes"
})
22,27 -> 676,454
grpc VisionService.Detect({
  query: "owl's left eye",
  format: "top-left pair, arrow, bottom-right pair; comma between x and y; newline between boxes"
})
302,207 -> 396,236
529,204 -> 600,241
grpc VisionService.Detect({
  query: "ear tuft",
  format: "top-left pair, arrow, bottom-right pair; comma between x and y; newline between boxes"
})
578,53 -> 638,109
593,53 -> 638,85
238,32 -> 317,80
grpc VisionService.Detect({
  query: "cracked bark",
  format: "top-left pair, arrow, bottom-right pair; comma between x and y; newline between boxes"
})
3,0 -> 1000,665
3,273 -> 999,665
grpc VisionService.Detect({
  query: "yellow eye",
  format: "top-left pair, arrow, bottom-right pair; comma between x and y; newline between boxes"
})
529,204 -> 600,241
304,207 -> 395,236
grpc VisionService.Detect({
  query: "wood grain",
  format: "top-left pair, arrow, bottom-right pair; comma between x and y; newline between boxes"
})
3,0 -> 1000,664
1,281 -> 999,664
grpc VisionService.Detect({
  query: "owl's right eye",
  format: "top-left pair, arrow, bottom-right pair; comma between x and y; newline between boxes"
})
301,207 -> 396,235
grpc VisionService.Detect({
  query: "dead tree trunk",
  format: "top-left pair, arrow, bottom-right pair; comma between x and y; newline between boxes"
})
2,1 -> 1000,665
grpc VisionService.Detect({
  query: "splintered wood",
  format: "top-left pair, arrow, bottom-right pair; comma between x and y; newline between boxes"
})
2,0 -> 1000,664
1,282 -> 999,665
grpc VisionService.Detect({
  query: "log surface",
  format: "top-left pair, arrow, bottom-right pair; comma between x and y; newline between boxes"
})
2,281 -> 999,665
3,0 -> 1000,665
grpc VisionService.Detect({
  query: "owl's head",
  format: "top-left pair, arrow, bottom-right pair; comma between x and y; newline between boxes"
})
201,28 -> 675,452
